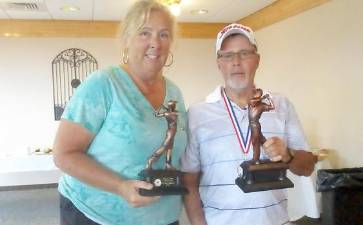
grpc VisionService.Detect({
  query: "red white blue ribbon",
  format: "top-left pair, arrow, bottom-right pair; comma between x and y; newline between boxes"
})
221,88 -> 251,154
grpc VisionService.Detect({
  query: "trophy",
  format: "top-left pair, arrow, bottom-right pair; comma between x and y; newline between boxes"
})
235,89 -> 294,193
139,100 -> 188,196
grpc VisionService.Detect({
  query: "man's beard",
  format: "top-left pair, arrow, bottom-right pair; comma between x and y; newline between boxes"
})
226,75 -> 249,92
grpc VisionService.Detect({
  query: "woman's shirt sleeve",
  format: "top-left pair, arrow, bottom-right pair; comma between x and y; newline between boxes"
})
61,71 -> 112,135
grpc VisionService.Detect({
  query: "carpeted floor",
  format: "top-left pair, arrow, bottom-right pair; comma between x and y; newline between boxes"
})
291,217 -> 321,225
0,187 -> 59,225
0,187 -> 321,225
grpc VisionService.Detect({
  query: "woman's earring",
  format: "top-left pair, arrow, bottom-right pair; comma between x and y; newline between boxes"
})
164,52 -> 174,67
122,49 -> 129,64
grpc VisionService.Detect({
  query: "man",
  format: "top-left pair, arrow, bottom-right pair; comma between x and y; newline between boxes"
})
181,23 -> 316,225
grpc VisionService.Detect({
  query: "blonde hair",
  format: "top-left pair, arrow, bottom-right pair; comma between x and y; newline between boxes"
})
121,0 -> 176,46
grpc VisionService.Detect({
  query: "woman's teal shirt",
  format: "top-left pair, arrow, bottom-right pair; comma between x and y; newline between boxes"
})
58,66 -> 187,225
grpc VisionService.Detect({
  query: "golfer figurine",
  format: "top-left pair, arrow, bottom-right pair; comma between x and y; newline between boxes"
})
139,100 -> 188,196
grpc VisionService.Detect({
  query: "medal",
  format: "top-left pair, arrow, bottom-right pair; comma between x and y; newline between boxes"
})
221,88 -> 251,162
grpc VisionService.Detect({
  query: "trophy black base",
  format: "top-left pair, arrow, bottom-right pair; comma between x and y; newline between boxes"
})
138,169 -> 188,196
235,160 -> 294,193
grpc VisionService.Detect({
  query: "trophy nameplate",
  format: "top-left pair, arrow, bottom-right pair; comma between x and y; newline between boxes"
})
235,89 -> 294,193
139,100 -> 188,196
139,169 -> 188,196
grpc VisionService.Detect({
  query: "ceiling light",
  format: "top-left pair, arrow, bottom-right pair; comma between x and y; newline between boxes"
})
191,9 -> 208,15
160,0 -> 182,5
181,0 -> 190,5
160,0 -> 182,16
3,32 -> 20,37
60,5 -> 80,12
169,3 -> 181,16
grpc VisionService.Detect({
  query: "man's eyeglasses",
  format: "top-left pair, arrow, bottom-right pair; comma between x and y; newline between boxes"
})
217,50 -> 257,61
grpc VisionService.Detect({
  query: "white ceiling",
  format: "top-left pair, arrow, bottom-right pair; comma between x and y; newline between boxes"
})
0,0 -> 277,23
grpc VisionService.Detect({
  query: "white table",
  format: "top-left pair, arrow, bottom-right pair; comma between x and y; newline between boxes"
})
0,154 -> 61,186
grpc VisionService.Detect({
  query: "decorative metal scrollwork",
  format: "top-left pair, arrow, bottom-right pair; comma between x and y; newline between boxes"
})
52,48 -> 98,120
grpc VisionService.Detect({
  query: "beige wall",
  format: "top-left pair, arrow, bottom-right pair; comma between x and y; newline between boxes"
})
0,0 -> 362,169
255,0 -> 363,168
0,38 -> 121,156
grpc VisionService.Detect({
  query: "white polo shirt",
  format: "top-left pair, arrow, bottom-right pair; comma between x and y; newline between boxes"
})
181,86 -> 309,225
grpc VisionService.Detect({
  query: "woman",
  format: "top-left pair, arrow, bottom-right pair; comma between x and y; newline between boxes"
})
53,1 -> 186,225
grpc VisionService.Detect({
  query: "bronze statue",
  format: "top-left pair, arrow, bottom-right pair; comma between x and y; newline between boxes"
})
139,100 -> 188,196
235,88 -> 293,193
248,88 -> 274,164
146,100 -> 178,170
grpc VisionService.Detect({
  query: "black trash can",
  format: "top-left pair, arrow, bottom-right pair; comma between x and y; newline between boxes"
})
317,167 -> 363,225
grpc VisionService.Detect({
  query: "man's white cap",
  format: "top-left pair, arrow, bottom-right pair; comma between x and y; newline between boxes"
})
215,23 -> 257,55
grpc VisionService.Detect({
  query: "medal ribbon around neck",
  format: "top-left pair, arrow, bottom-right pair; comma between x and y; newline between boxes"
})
221,88 -> 252,154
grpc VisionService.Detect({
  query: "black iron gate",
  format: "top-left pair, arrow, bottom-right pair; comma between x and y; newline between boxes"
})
52,48 -> 98,120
